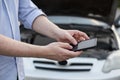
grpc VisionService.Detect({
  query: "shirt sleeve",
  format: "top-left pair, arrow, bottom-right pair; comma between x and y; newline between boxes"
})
18,0 -> 46,29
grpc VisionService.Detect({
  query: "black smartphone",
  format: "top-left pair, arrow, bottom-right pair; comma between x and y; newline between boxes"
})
58,38 -> 97,65
72,38 -> 97,51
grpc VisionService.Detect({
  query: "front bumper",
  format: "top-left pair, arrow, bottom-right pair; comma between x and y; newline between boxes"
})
23,57 -> 120,80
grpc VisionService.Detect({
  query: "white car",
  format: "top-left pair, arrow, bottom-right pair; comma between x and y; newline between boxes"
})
20,0 -> 120,80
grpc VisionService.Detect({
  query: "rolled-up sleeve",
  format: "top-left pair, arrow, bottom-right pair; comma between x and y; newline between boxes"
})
18,0 -> 45,29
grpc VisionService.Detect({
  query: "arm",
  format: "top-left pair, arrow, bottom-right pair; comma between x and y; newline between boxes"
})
18,0 -> 89,45
32,16 -> 89,45
0,34 -> 44,57
0,34 -> 82,61
32,16 -> 63,41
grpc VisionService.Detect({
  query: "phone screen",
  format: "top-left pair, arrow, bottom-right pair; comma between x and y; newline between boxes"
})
73,38 -> 97,51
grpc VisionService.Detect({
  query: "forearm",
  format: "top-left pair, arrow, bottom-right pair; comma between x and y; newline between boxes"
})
32,16 -> 62,40
0,34 -> 46,57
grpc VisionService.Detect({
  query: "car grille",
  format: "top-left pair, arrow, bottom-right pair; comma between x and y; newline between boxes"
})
33,59 -> 93,72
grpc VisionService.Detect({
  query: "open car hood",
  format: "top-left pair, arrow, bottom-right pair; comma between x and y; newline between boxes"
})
32,0 -> 117,26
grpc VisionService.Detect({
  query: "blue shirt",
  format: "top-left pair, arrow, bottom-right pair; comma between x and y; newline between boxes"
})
0,0 -> 44,80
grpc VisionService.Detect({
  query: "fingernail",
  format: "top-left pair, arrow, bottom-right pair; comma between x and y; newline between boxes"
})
74,41 -> 77,45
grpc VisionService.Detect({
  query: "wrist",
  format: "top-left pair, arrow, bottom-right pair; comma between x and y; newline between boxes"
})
52,28 -> 64,41
30,45 -> 48,58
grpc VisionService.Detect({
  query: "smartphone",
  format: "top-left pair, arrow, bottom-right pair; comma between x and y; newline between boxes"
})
58,38 -> 97,65
72,38 -> 97,51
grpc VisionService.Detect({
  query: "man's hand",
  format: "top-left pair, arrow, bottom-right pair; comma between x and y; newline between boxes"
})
55,29 -> 89,45
41,29 -> 89,61
43,42 -> 83,61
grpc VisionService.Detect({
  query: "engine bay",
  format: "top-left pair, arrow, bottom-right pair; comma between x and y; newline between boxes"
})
20,23 -> 119,60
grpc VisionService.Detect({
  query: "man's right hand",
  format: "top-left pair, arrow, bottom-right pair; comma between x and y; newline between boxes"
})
42,42 -> 82,61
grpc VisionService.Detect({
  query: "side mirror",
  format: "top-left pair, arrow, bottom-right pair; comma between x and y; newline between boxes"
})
114,15 -> 120,28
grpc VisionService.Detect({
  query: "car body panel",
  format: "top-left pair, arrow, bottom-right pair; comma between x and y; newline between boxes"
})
23,58 -> 120,80
32,0 -> 117,25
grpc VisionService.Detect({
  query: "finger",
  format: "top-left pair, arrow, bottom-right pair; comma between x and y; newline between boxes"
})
79,31 -> 89,40
66,34 -> 77,45
73,34 -> 84,42
71,30 -> 89,42
59,43 -> 73,50
62,48 -> 83,58
78,37 -> 86,42
72,51 -> 83,58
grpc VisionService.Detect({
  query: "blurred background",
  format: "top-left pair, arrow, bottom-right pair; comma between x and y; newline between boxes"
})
118,0 -> 120,7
